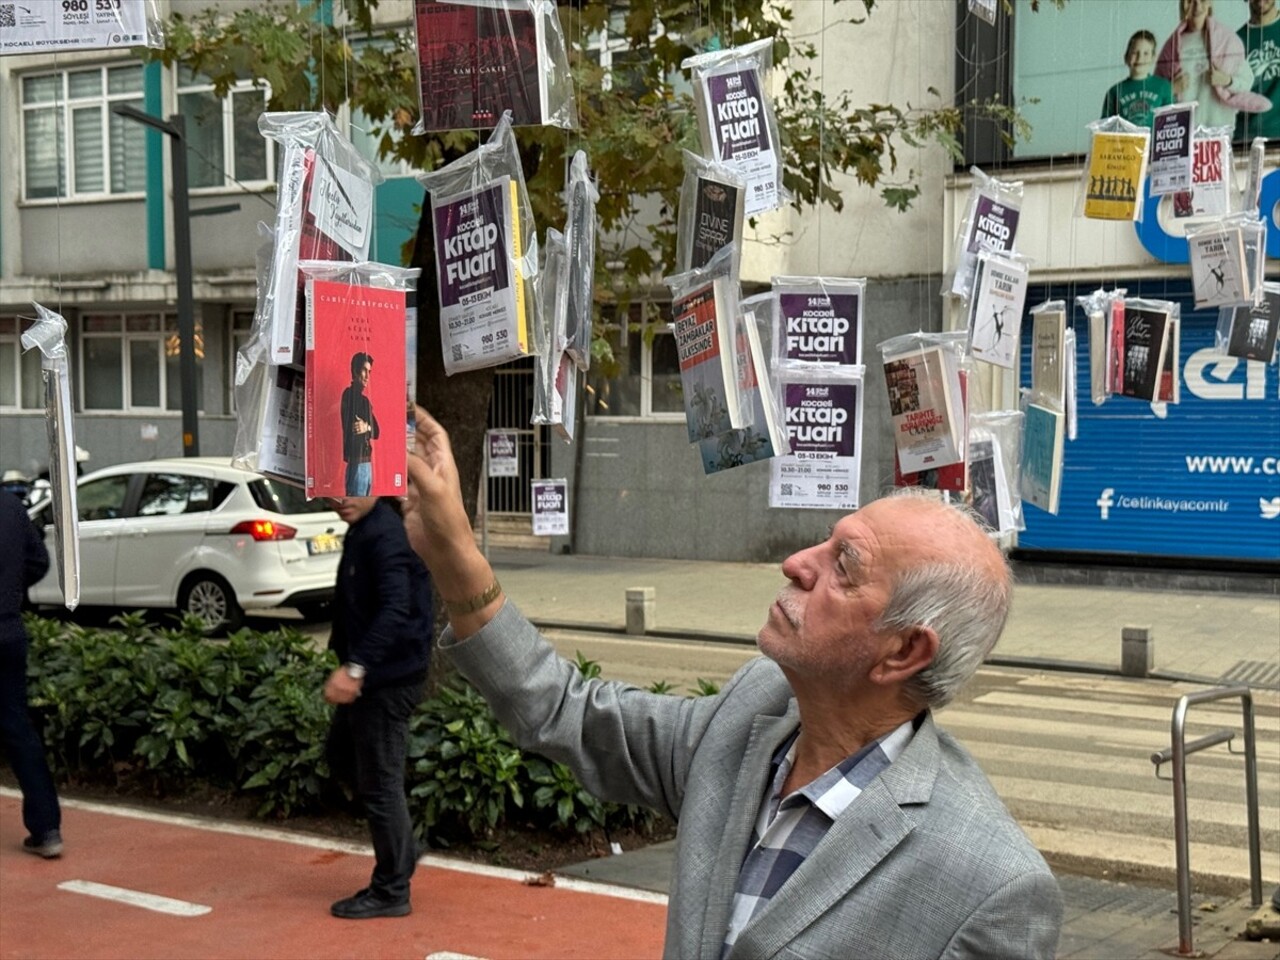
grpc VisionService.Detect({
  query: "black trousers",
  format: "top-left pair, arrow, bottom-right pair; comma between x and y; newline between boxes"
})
327,679 -> 423,902
0,635 -> 60,840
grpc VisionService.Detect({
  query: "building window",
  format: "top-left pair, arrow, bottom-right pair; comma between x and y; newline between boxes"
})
176,67 -> 272,189
80,313 -> 204,412
0,317 -> 44,410
586,9 -> 690,99
21,64 -> 147,201
585,303 -> 684,419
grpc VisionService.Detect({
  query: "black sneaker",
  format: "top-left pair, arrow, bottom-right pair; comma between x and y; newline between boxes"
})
22,832 -> 63,859
330,888 -> 411,920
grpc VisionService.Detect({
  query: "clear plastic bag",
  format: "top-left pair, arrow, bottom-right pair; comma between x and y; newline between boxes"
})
682,38 -> 788,217
768,362 -> 863,510
1019,395 -> 1063,516
969,410 -> 1024,534
1079,116 -> 1150,222
876,331 -> 968,474
1173,126 -> 1234,219
258,112 -> 383,366
20,305 -> 80,610
1113,296 -> 1177,403
1148,102 -> 1195,197
532,228 -> 576,442
662,244 -> 750,440
967,250 -> 1032,370
1243,136 -> 1268,216
1217,281 -> 1280,362
1028,299 -> 1068,409
771,275 -> 865,372
696,293 -> 789,475
676,150 -> 747,275
418,112 -> 538,374
295,260 -> 420,499
944,167 -> 1023,299
562,150 -> 598,371
1076,287 -> 1125,406
1185,214 -> 1266,309
411,0 -> 576,133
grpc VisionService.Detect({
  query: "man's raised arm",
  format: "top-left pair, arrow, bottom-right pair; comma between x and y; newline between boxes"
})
402,405 -> 504,638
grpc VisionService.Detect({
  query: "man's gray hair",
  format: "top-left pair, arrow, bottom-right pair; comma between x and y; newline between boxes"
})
876,491 -> 1013,709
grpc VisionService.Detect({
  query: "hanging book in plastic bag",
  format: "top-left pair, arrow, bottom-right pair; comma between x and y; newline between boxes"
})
20,305 -> 80,609
676,150 -> 747,274
1029,300 -> 1067,408
1148,102 -> 1194,197
418,113 -> 537,375
1186,216 -> 1259,309
412,0 -> 576,132
772,276 -> 865,370
299,261 -> 420,500
663,245 -> 749,442
943,167 -> 1023,300
1172,126 -> 1233,219
1079,117 -> 1150,221
698,293 -> 789,475
562,150 -> 598,371
258,113 -> 382,366
1218,282 -> 1280,362
683,38 -> 787,216
878,333 -> 967,474
968,250 -> 1030,370
768,367 -> 863,511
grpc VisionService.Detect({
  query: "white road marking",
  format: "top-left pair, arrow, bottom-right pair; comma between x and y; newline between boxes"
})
426,953 -> 488,960
57,879 -> 211,917
1,787 -> 668,906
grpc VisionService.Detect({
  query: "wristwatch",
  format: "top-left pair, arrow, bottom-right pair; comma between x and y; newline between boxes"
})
343,662 -> 367,681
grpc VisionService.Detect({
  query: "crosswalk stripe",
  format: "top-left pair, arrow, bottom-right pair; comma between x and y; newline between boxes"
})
970,690 -> 1280,728
57,880 -> 211,917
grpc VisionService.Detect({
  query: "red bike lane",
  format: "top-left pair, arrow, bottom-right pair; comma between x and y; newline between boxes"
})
0,792 -> 667,959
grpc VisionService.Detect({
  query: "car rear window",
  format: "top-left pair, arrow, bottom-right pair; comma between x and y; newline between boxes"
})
248,478 -> 332,515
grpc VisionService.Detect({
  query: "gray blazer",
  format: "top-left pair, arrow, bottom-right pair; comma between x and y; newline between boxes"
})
443,602 -> 1062,960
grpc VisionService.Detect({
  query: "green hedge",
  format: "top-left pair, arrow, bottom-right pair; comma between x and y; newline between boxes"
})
20,613 -> 695,843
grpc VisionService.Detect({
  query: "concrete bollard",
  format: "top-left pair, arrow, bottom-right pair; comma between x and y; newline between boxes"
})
625,587 -> 655,635
1121,625 -> 1154,678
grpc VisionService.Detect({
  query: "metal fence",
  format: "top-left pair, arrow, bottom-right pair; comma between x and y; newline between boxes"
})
486,356 -> 546,521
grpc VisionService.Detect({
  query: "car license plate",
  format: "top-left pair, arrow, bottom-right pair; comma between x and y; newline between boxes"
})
308,533 -> 341,556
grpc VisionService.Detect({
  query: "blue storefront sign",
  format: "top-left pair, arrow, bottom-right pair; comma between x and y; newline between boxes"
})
1018,280 -> 1280,564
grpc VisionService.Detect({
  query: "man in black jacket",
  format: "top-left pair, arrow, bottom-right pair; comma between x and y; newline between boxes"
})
0,492 -> 62,858
323,495 -> 433,919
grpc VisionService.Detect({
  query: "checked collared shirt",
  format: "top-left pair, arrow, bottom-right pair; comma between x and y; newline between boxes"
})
720,717 -> 917,956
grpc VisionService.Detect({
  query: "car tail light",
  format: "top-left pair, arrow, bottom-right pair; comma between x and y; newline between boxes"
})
229,520 -> 297,541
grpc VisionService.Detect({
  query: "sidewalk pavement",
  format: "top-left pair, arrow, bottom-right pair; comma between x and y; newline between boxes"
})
489,545 -> 1280,959
488,547 -> 1280,689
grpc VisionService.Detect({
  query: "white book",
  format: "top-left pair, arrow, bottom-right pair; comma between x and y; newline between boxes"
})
968,252 -> 1028,369
1188,226 -> 1250,309
1030,306 -> 1067,406
884,345 -> 965,474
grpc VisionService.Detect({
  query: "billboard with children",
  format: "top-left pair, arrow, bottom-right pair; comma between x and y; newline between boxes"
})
1012,0 -> 1279,158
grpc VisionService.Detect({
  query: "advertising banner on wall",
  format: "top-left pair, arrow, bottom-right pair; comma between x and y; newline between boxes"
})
1018,281 -> 1280,563
1013,0 -> 1280,158
0,0 -> 158,54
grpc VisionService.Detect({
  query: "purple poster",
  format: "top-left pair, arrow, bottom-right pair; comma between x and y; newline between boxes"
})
779,293 -> 860,365
706,68 -> 770,161
783,382 -> 858,457
967,194 -> 1019,253
531,479 -> 569,536
432,181 -> 510,308
1149,105 -> 1193,195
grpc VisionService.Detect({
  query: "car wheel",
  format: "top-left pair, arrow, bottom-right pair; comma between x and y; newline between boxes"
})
179,574 -> 244,635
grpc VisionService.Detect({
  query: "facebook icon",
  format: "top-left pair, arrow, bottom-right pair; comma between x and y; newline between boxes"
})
1096,488 -> 1116,521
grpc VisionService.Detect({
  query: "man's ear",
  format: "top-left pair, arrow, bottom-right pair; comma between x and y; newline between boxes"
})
870,625 -> 939,687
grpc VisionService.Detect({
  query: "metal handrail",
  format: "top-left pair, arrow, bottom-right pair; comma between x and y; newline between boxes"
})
1149,684 -> 1261,958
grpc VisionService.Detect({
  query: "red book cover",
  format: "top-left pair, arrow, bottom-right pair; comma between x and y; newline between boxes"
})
304,278 -> 408,499
893,370 -> 968,492
414,0 -> 542,131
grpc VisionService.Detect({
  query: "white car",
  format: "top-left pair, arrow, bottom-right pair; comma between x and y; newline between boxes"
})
27,458 -> 347,634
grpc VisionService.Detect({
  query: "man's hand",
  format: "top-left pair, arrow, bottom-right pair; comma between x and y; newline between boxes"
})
353,417 -> 371,435
324,667 -> 363,705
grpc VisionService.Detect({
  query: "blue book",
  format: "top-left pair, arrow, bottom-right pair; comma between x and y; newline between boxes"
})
1020,402 -> 1064,515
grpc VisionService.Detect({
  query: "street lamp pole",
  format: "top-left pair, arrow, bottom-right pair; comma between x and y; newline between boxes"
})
112,105 -> 199,457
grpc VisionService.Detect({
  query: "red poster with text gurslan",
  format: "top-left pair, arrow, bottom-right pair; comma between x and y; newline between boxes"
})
304,278 -> 408,499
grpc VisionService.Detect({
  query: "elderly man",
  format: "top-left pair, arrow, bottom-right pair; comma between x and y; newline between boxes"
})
403,407 -> 1061,959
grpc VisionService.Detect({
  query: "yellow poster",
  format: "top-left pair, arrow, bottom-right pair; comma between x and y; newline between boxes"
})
1083,132 -> 1148,221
